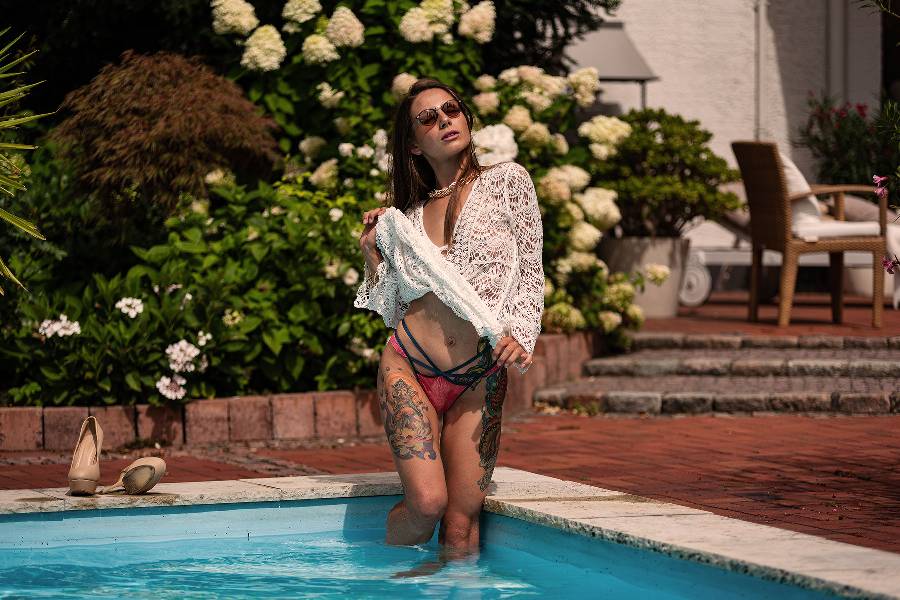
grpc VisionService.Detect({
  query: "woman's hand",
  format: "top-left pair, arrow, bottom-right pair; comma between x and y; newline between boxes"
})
491,336 -> 532,370
359,207 -> 387,253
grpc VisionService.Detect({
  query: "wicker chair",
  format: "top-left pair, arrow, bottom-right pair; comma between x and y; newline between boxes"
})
731,141 -> 886,328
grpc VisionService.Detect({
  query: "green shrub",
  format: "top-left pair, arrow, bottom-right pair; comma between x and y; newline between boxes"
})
592,108 -> 740,237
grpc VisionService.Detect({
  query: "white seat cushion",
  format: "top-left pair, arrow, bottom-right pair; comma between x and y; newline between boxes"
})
779,152 -> 822,228
792,220 -> 880,241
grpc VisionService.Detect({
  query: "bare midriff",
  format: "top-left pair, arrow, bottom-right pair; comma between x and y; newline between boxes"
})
392,291 -> 484,373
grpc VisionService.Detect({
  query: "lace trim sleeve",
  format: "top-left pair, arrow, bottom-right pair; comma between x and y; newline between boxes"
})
353,251 -> 401,329
503,163 -> 544,356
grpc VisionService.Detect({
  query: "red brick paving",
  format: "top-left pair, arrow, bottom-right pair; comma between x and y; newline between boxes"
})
646,291 -> 900,336
3,413 -> 899,554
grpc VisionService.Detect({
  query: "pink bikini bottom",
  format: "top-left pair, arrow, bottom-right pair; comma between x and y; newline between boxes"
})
387,319 -> 503,415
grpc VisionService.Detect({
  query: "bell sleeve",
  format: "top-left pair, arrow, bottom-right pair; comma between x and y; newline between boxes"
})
353,240 -> 403,329
502,162 -> 545,356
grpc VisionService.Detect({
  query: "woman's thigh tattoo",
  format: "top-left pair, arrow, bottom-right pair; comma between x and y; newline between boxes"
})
381,374 -> 438,461
477,368 -> 507,491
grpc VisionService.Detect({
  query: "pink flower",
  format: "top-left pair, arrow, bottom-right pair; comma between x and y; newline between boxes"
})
884,256 -> 899,275
855,103 -> 868,119
876,186 -> 889,201
873,175 -> 889,186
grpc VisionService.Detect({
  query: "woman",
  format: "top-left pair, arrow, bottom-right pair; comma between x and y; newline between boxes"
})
355,78 -> 544,555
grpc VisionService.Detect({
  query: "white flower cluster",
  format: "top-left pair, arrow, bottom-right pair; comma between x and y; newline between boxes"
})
372,128 -> 392,174
204,168 -> 236,187
323,258 -> 341,279
310,158 -> 338,188
211,0 -> 259,35
474,74 -> 496,91
156,375 -> 187,401
542,302 -> 586,332
299,136 -> 327,161
325,6 -> 365,47
302,34 -> 339,64
343,267 -> 359,286
645,263 -> 671,286
520,122 -> 551,148
575,187 -> 621,230
555,251 -> 606,284
282,0 -> 321,26
544,277 -> 554,298
568,221 -> 603,252
568,67 -> 601,108
392,72 -> 418,98
115,297 -> 144,319
472,123 -> 518,166
38,314 -> 81,338
198,330 -> 213,347
472,91 -> 499,115
578,115 -> 632,160
399,0 -> 455,43
349,336 -> 380,363
537,165 -> 589,204
317,82 -> 344,108
598,310 -> 622,333
458,1 -> 495,43
626,303 -> 645,327
166,339 -> 201,373
552,133 -> 569,156
223,308 -> 244,327
241,25 -> 287,71
603,281 -> 636,312
329,207 -> 344,221
502,105 -> 532,133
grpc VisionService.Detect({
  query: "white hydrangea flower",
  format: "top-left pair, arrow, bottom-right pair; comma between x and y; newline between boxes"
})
343,177 -> 354,188
377,152 -> 393,173
369,168 -> 380,177
302,34 -> 339,64
474,74 -> 496,92
517,65 -> 544,85
578,115 -> 632,146
498,67 -> 520,85
625,303 -> 645,326
603,282 -> 636,312
565,201 -> 584,221
317,82 -> 345,108
568,67 -> 601,107
392,73 -> 418,98
538,74 -> 568,98
283,0 -> 321,24
558,165 -> 591,191
356,144 -> 375,159
590,143 -> 613,160
519,122 -> 551,147
569,221 -> 602,251
166,339 -> 201,373
325,6 -> 365,47
502,105 -> 532,134
645,263 -> 671,286
334,117 -> 351,135
598,310 -> 623,333
552,133 -> 569,155
398,7 -> 433,42
197,330 -> 213,347
544,277 -> 554,298
338,142 -> 355,157
299,136 -> 327,159
556,251 -> 602,280
115,297 -> 144,319
222,308 -> 244,327
471,123 -> 518,166
440,32 -> 454,44
542,302 -> 586,331
457,0 -> 495,43
342,267 -> 360,286
576,187 -> 621,230
537,174 -> 571,204
472,91 -> 499,115
38,314 -> 81,338
204,168 -> 226,186
241,25 -> 286,71
329,207 -> 344,221
310,158 -> 339,188
323,258 -> 341,279
156,375 -> 187,401
521,90 -> 552,113
373,129 -> 388,149
246,226 -> 259,241
211,0 -> 259,35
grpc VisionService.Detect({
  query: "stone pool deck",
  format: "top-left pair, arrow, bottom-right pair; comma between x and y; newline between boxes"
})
3,412 -> 899,557
2,467 -> 898,599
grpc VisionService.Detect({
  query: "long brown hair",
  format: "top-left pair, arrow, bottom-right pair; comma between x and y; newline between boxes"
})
387,78 -> 484,249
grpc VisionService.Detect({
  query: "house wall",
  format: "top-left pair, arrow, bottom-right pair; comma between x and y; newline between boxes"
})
565,0 -> 882,180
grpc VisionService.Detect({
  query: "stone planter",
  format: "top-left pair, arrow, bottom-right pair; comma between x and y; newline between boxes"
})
599,236 -> 691,318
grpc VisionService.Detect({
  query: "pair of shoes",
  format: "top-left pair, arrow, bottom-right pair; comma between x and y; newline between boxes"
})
67,416 -> 167,496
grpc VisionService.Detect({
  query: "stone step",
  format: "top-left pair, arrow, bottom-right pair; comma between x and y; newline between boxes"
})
534,375 -> 900,415
631,332 -> 900,351
585,348 -> 900,378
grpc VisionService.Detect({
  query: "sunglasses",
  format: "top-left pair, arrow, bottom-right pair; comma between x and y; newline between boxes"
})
415,99 -> 462,127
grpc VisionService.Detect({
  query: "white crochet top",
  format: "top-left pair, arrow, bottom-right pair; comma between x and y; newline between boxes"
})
354,161 -> 545,356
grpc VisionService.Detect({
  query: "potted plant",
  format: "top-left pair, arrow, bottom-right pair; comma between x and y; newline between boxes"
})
591,108 -> 740,317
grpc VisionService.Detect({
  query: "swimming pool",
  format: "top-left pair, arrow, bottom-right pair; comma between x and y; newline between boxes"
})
0,494 -> 839,599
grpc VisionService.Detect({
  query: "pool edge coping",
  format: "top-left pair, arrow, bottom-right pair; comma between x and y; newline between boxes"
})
0,467 -> 896,600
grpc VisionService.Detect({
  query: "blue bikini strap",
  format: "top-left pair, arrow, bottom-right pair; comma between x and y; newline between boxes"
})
400,318 -> 485,375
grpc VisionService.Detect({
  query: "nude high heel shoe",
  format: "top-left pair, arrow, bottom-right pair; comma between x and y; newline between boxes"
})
67,416 -> 104,496
99,457 -> 167,495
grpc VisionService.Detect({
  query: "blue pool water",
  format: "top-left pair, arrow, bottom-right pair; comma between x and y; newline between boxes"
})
0,496 -> 839,599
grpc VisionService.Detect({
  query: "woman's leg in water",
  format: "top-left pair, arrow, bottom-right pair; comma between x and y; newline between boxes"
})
378,338 -> 448,545
437,363 -> 508,554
